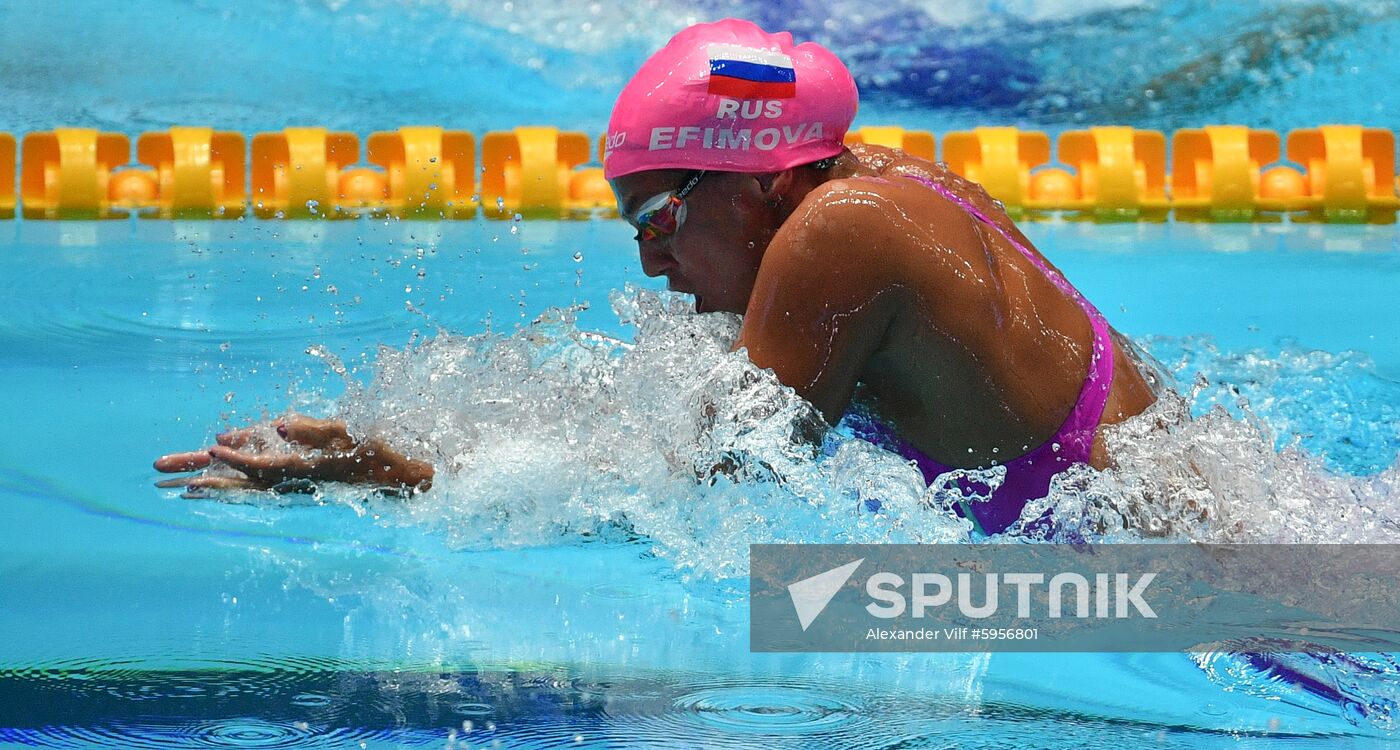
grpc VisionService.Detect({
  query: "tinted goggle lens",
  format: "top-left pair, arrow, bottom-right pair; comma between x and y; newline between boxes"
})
634,192 -> 686,241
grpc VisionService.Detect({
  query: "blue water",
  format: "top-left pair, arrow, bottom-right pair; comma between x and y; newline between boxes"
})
4,0 -> 1400,747
3,0 -> 1400,135
3,217 -> 1399,747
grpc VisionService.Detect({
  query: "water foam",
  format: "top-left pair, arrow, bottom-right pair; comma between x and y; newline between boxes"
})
326,286 -> 966,580
1019,337 -> 1400,544
305,286 -> 1400,574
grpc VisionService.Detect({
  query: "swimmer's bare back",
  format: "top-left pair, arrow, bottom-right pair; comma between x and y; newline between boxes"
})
735,144 -> 1157,470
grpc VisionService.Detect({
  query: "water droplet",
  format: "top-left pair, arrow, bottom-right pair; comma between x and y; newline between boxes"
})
573,251 -> 584,262
219,342 -> 231,352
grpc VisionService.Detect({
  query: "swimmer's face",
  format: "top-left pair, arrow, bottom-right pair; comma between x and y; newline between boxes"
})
612,170 -> 782,315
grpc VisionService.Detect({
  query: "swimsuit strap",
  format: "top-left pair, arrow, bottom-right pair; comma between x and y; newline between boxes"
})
910,174 -> 1104,321
887,173 -> 1118,533
906,173 -> 1114,455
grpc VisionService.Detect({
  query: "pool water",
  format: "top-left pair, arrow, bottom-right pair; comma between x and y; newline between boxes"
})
6,0 -> 1400,745
2,216 -> 1399,747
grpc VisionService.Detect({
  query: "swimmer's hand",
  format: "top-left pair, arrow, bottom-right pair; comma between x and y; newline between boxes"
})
153,415 -> 434,498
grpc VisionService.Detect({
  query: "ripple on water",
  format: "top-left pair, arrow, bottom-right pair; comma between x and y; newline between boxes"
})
7,719 -> 419,749
593,677 -> 879,748
450,701 -> 496,717
674,684 -> 866,734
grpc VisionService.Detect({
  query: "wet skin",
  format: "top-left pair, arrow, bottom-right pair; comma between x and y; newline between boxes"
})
613,145 -> 1157,469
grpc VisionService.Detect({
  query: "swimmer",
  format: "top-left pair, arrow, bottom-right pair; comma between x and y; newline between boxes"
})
156,19 -> 1157,535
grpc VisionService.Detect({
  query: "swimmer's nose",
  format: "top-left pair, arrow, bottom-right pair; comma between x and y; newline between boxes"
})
638,241 -> 677,278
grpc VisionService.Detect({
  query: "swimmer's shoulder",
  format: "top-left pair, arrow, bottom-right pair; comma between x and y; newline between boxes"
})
780,160 -> 975,256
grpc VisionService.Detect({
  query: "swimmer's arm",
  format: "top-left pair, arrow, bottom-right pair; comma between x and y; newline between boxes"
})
154,415 -> 433,496
734,184 -> 904,428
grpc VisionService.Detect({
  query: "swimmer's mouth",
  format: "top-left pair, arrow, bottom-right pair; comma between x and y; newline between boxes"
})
665,278 -> 708,312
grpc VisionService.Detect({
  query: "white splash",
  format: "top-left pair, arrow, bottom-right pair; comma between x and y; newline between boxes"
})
306,287 -> 1400,579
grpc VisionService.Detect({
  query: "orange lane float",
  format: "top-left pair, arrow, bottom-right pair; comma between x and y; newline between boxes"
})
132,127 -> 245,218
481,126 -> 596,219
366,126 -> 477,218
1053,126 -> 1169,220
0,133 -> 14,219
844,126 -> 936,161
1170,125 -> 1279,221
1285,125 -> 1398,223
2,124 -> 1398,222
942,127 -> 1050,215
251,127 -> 359,218
20,128 -> 131,220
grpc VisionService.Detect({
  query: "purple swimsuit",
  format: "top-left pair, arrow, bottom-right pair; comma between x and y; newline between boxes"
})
853,175 -> 1115,535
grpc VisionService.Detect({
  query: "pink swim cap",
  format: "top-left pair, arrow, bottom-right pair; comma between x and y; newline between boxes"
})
603,19 -> 859,180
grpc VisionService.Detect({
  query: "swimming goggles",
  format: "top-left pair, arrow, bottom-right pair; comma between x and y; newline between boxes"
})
627,171 -> 707,241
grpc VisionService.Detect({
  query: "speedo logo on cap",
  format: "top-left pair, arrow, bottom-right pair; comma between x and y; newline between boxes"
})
706,43 -> 796,99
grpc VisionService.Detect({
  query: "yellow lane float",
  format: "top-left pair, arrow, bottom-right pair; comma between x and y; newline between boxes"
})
1286,125 -> 1398,223
481,126 -> 593,219
1171,125 -> 1279,221
3,123 -> 1397,222
367,126 -> 477,218
942,127 -> 1050,215
251,127 -> 359,218
1054,127 -> 1169,220
845,126 -> 936,161
130,127 -> 246,218
21,128 -> 130,220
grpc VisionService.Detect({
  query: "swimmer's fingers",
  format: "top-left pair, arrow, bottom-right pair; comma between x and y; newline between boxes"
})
277,415 -> 355,452
216,426 -> 267,451
183,474 -> 261,491
179,473 -> 267,500
209,445 -> 318,482
154,451 -> 214,473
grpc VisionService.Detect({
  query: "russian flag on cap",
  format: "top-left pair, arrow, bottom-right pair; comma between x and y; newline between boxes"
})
706,43 -> 796,99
